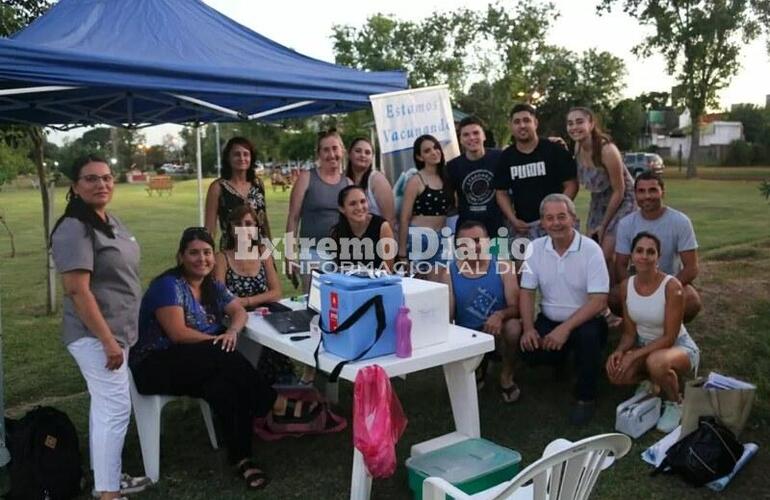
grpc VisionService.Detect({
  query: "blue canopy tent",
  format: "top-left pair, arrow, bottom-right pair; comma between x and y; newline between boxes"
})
0,0 -> 407,221
0,0 -> 406,127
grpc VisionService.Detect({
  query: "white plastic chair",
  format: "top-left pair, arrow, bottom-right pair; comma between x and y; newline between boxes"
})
422,433 -> 632,500
128,371 -> 218,483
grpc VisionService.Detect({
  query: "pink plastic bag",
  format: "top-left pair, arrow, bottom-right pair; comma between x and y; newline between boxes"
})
353,365 -> 408,478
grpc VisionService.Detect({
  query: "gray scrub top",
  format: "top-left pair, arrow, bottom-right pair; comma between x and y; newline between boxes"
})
51,215 -> 141,347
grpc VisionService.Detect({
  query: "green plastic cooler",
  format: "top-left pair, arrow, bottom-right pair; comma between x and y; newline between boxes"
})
406,438 -> 521,500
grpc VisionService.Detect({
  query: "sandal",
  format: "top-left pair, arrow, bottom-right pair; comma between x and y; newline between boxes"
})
499,381 -> 521,404
237,459 -> 270,491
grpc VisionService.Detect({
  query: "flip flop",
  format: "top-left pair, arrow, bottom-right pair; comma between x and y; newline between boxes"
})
499,381 -> 521,404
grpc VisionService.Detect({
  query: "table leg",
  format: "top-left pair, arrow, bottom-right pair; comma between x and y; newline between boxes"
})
442,355 -> 483,438
350,448 -> 372,500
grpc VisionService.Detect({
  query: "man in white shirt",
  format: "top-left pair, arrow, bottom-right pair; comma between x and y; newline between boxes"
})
519,194 -> 610,425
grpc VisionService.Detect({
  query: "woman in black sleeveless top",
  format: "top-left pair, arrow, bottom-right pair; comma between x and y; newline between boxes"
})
205,137 -> 270,250
331,186 -> 396,273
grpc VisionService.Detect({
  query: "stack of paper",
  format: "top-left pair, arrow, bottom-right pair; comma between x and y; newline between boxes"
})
704,372 -> 756,390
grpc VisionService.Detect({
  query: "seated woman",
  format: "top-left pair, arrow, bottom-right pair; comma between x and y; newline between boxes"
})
397,135 -> 453,280
330,185 -> 395,273
606,231 -> 700,433
129,227 -> 276,491
214,205 -> 295,384
215,205 -> 281,308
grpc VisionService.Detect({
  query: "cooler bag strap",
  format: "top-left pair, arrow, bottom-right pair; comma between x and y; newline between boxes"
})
314,294 -> 386,382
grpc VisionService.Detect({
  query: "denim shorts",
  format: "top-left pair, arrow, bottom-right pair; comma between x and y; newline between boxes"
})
407,225 -> 452,265
638,331 -> 700,374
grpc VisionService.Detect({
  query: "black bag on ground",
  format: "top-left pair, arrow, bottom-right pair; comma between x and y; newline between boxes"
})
5,406 -> 83,500
652,416 -> 743,486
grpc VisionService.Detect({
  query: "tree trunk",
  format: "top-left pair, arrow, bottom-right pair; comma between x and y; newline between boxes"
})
0,216 -> 15,258
29,127 -> 56,314
686,115 -> 700,179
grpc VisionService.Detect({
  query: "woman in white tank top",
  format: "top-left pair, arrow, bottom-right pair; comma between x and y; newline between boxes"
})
605,231 -> 700,433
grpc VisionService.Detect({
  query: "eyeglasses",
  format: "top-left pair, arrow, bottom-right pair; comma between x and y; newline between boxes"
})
79,174 -> 114,184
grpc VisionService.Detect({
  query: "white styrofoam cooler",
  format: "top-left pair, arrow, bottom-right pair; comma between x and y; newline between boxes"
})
401,277 -> 450,349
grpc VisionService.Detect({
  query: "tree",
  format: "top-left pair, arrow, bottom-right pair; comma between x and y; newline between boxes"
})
0,140 -> 34,186
0,0 -> 51,34
0,0 -> 55,310
608,98 -> 646,150
528,48 -> 627,136
727,103 -> 770,144
332,12 -> 479,94
598,0 -> 770,178
637,91 -> 670,110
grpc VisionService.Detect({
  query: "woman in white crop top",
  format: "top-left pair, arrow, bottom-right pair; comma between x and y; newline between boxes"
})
605,231 -> 700,432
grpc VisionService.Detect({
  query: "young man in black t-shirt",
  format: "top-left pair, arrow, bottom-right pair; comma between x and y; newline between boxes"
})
494,103 -> 578,240
447,116 -> 503,237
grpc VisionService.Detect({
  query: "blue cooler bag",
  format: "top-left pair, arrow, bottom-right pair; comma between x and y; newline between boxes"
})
315,273 -> 402,381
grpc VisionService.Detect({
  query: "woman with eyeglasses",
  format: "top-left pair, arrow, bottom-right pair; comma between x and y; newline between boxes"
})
285,129 -> 351,289
205,136 -> 270,249
214,205 -> 294,385
130,228 -> 277,491
344,137 -> 395,227
397,135 -> 453,280
51,155 -> 150,500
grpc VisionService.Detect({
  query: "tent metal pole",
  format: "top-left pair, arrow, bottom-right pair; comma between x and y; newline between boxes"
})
247,100 -> 315,120
196,123 -> 204,226
215,122 -> 221,178
0,85 -> 79,97
168,93 -> 243,119
0,288 -> 11,467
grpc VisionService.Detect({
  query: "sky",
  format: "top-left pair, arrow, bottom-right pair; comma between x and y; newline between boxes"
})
50,0 -> 770,146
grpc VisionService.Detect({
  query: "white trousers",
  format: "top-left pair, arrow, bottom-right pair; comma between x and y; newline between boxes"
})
67,337 -> 131,493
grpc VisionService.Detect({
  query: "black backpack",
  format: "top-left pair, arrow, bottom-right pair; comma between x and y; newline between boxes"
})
5,406 -> 83,500
652,416 -> 744,486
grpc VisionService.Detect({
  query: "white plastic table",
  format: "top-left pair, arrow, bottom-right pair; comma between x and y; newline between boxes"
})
240,307 -> 494,500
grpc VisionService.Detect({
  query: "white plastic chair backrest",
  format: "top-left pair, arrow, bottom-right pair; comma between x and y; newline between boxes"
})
492,433 -> 632,500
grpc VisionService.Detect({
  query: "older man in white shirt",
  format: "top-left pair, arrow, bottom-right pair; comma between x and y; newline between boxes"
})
519,193 -> 609,425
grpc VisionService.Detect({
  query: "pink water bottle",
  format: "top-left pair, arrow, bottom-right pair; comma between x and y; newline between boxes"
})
395,305 -> 412,358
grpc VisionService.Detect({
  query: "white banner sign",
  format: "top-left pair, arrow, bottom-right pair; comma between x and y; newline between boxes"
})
370,85 -> 459,158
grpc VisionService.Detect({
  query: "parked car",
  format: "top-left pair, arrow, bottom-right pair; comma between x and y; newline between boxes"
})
623,152 -> 665,178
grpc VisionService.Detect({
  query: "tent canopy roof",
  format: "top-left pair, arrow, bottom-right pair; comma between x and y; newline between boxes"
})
0,0 -> 407,128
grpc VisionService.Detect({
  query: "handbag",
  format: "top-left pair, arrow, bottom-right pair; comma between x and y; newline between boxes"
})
652,416 -> 743,486
680,377 -> 755,437
253,386 -> 346,441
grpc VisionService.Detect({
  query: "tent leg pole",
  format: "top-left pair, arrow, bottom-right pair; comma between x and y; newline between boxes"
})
196,124 -> 204,226
215,123 -> 221,178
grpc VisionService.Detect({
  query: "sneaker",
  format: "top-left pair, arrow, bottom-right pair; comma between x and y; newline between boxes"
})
568,400 -> 596,426
92,473 -> 152,498
657,401 -> 682,433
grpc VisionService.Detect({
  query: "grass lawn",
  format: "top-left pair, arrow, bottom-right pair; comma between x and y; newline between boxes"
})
665,165 -> 770,181
0,178 -> 769,499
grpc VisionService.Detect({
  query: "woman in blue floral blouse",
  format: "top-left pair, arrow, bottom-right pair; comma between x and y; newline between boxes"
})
130,227 -> 276,491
